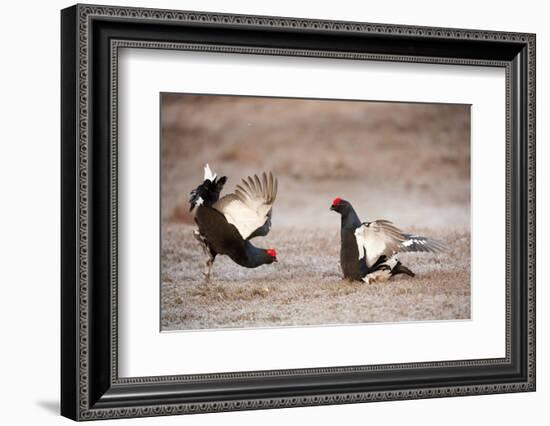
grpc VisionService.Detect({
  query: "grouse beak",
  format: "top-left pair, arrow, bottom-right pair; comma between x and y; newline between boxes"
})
273,257 -> 278,262
329,205 -> 336,211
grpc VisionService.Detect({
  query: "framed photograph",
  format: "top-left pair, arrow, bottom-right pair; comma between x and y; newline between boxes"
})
61,4 -> 536,421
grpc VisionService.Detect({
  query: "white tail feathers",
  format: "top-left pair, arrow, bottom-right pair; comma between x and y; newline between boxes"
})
204,163 -> 217,182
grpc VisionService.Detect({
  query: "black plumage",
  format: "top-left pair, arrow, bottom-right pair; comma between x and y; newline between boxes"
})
190,166 -> 278,281
330,197 -> 444,282
329,198 -> 368,281
194,206 -> 275,269
189,175 -> 227,211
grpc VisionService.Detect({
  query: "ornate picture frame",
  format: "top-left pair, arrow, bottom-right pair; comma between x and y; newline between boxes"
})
61,4 -> 535,420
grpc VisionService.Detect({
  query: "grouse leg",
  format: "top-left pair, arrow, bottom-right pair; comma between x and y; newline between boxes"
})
203,251 -> 217,283
194,230 -> 216,283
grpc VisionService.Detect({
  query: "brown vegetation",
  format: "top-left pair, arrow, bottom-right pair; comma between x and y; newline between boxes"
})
161,224 -> 470,330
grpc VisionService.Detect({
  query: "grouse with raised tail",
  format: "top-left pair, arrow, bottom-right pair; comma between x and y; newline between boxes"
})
190,164 -> 278,282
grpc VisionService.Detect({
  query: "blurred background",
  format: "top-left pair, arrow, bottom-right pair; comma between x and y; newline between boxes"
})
161,94 -> 470,232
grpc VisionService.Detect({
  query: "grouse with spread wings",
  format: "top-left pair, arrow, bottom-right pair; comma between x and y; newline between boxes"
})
190,164 -> 278,282
330,197 -> 445,283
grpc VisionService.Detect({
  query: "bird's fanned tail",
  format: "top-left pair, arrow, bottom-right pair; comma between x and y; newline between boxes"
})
189,165 -> 227,212
391,261 -> 415,277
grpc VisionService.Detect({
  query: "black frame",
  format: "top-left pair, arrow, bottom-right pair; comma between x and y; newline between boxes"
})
61,4 -> 536,421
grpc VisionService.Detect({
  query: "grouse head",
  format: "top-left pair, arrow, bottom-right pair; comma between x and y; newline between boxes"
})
329,197 -> 352,215
264,248 -> 278,264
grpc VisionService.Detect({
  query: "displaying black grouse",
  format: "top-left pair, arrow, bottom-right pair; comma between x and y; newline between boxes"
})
330,197 -> 444,283
190,164 -> 278,282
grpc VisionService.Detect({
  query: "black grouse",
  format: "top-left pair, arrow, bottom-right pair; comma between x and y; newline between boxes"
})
330,197 -> 444,283
190,164 -> 278,282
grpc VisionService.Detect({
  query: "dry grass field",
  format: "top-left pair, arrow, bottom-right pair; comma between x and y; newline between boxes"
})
160,94 -> 471,331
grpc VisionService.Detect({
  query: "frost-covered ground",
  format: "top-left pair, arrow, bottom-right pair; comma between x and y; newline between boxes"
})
161,224 -> 470,330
